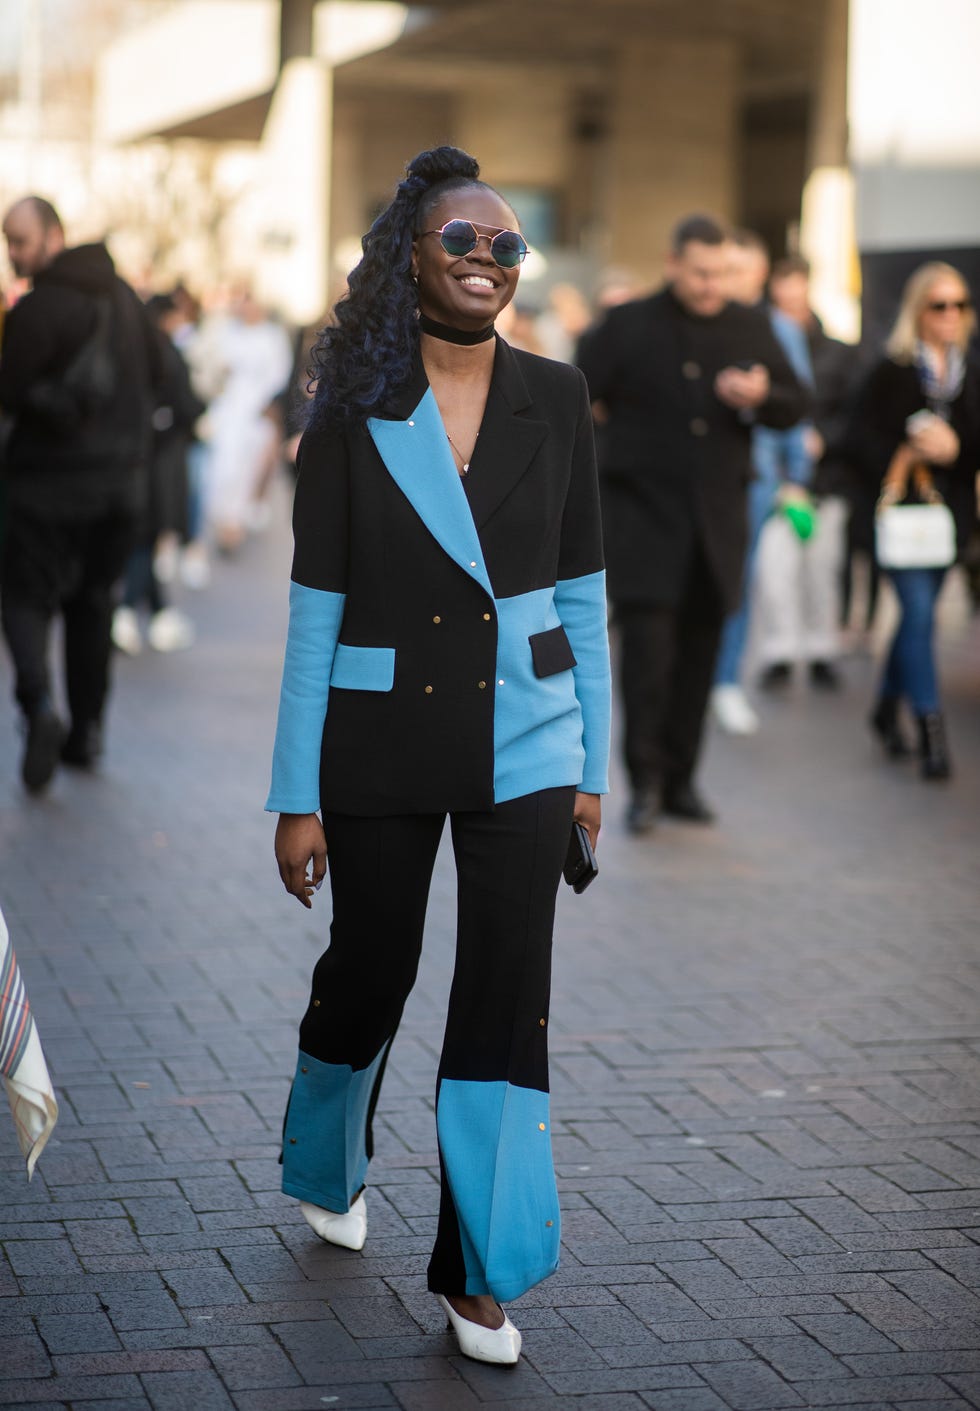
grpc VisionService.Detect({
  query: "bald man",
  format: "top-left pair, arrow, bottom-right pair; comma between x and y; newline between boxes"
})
0,197 -> 159,792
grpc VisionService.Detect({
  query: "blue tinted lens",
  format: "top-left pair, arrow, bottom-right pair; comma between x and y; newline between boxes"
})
439,220 -> 478,256
490,231 -> 527,268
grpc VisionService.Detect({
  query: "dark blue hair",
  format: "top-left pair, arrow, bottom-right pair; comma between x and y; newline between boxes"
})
308,146 -> 503,426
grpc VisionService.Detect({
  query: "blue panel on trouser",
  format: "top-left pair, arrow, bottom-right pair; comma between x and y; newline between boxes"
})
281,1045 -> 387,1211
436,1078 -> 561,1302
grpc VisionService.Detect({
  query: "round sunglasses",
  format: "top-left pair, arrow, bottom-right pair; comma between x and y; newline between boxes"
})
422,218 -> 528,269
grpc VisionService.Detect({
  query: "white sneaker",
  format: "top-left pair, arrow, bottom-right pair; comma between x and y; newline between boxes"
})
300,1192 -> 367,1251
153,536 -> 180,584
147,608 -> 195,653
245,499 -> 272,532
179,544 -> 211,590
111,606 -> 142,656
712,684 -> 760,735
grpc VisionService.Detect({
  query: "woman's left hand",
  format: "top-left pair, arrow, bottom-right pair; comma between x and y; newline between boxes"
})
574,792 -> 601,851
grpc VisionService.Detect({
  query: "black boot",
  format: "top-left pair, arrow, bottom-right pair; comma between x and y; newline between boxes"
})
21,705 -> 66,793
626,785 -> 659,836
869,697 -> 911,758
917,712 -> 952,781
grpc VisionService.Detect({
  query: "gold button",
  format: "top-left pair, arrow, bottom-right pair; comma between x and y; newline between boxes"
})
538,1123 -> 546,1131
432,615 -> 441,624
690,417 -> 708,436
424,685 -> 433,694
546,1220 -> 554,1227
289,1137 -> 297,1144
312,999 -> 320,1007
539,1018 -> 546,1027
682,360 -> 701,379
301,1066 -> 308,1073
483,613 -> 491,621
478,681 -> 486,689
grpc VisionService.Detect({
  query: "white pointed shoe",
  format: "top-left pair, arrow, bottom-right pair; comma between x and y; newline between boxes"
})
299,1192 -> 367,1251
711,684 -> 760,735
437,1294 -> 522,1365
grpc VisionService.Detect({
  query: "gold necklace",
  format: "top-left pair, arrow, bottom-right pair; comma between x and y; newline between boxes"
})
446,430 -> 477,476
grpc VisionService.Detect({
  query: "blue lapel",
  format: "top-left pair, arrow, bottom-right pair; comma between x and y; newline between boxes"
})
368,386 -> 493,597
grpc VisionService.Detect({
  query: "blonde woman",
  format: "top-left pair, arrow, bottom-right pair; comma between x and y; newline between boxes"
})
846,263 -> 979,778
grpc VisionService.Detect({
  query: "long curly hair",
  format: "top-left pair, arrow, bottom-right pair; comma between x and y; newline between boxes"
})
309,146 -> 503,426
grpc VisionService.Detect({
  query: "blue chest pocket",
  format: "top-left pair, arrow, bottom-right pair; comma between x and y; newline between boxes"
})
330,644 -> 395,692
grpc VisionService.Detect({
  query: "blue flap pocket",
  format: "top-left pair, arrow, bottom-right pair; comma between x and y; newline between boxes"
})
529,625 -> 577,679
330,643 -> 395,692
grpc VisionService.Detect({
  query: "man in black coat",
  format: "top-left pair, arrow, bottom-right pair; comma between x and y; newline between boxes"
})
0,196 -> 158,791
577,214 -> 807,832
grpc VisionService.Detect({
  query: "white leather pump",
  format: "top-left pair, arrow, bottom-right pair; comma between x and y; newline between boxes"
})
299,1192 -> 367,1251
436,1294 -> 522,1365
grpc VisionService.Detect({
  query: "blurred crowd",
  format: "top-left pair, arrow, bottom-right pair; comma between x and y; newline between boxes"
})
0,192 -> 977,805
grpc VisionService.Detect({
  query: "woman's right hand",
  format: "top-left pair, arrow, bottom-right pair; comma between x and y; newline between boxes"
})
275,813 -> 327,908
908,417 -> 960,466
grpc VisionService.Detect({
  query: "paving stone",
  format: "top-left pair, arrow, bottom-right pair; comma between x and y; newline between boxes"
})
2,494 -> 978,1411
139,1369 -> 236,1410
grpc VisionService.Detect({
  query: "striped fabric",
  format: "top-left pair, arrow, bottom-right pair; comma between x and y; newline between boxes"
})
0,937 -> 34,1077
1,904 -> 58,1178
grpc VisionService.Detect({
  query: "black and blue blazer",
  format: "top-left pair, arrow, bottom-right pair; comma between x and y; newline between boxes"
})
266,337 -> 611,817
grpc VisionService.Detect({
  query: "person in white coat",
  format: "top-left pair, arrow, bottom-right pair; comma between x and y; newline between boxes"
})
205,290 -> 293,552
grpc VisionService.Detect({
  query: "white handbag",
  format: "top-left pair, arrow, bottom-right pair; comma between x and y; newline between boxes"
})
875,453 -> 957,571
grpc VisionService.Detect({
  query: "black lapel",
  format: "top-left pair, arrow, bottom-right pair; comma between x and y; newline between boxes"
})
464,337 -> 549,529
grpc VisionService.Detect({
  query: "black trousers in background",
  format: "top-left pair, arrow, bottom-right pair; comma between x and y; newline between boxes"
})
281,786 -> 576,1302
615,553 -> 725,793
1,501 -> 136,723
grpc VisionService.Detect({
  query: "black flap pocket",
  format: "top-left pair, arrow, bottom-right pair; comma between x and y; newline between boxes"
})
529,625 -> 577,678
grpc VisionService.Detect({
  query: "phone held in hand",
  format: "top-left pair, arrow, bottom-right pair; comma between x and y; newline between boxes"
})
563,821 -> 598,894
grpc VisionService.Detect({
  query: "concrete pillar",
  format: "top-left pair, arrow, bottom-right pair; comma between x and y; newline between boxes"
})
253,56 -> 332,326
800,0 -> 859,341
605,37 -> 739,283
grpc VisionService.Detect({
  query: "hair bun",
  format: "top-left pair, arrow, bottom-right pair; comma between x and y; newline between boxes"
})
405,146 -> 480,188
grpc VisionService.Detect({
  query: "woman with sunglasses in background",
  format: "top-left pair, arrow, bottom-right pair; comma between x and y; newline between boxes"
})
266,147 -> 609,1363
846,262 -> 980,778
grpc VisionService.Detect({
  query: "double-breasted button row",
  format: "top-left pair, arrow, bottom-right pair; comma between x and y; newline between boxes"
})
429,612 -> 493,623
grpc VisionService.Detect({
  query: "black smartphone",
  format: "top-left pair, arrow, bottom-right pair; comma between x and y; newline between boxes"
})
563,821 -> 598,894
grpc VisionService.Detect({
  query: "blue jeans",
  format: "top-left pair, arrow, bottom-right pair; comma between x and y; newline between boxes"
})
880,567 -> 946,713
714,472 -> 777,686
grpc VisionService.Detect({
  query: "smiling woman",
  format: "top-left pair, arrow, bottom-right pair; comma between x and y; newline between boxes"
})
266,147 -> 611,1367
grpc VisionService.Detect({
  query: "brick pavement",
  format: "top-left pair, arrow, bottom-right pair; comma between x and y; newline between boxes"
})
1,498 -> 978,1411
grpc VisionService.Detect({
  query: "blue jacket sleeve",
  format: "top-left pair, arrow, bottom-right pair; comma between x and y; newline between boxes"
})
554,372 -> 611,795
265,423 -> 350,813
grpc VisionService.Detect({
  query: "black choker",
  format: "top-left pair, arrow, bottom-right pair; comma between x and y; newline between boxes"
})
418,312 -> 494,345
